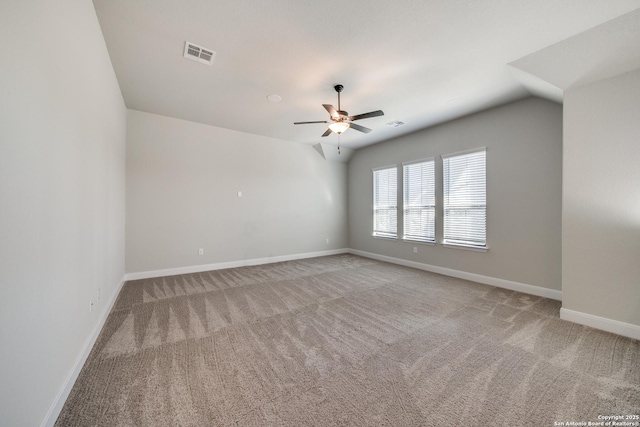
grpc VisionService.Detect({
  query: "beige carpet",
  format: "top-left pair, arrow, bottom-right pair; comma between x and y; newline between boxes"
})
56,254 -> 640,426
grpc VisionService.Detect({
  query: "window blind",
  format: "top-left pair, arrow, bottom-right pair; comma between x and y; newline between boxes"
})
442,148 -> 486,248
373,166 -> 397,238
403,159 -> 435,242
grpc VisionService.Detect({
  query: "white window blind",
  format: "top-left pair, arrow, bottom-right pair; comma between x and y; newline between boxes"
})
442,148 -> 486,248
403,159 -> 435,243
373,166 -> 397,238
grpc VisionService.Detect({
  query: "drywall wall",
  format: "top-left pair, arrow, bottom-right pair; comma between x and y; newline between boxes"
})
563,68 -> 640,327
126,110 -> 348,274
349,97 -> 563,292
0,1 -> 126,426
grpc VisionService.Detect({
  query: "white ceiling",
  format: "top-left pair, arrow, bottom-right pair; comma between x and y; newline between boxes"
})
93,0 -> 640,149
511,8 -> 640,91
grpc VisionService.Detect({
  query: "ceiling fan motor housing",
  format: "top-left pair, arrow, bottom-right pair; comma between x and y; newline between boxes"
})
336,110 -> 349,120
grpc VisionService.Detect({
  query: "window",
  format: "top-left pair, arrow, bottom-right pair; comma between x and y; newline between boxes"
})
373,166 -> 397,238
403,159 -> 435,243
442,148 -> 487,249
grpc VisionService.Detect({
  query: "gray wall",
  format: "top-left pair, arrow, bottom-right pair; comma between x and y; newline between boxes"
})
126,110 -> 348,274
563,68 -> 640,326
349,97 -> 563,291
0,1 -> 126,426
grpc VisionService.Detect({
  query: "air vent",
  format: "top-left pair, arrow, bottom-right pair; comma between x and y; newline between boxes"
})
386,120 -> 406,128
183,41 -> 216,66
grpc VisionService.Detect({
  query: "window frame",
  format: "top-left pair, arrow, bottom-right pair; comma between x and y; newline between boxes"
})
402,158 -> 436,244
372,165 -> 398,239
441,147 -> 488,251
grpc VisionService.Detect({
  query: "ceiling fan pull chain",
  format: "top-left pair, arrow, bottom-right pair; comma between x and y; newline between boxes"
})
338,134 -> 341,155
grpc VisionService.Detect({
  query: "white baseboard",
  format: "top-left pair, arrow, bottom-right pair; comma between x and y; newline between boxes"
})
349,249 -> 563,301
560,308 -> 640,341
124,248 -> 350,281
40,276 -> 126,427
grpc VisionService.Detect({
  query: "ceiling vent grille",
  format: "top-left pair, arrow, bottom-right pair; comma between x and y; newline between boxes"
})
386,120 -> 406,128
183,41 -> 216,66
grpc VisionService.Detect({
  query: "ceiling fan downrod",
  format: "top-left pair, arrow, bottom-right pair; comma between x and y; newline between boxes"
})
334,84 -> 344,112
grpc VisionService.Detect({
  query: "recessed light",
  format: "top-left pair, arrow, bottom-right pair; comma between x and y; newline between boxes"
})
267,94 -> 282,103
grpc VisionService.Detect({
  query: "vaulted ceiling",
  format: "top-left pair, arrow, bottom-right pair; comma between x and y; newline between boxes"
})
93,0 -> 640,149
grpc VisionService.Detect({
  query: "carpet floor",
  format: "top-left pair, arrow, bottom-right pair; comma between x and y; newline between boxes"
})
56,254 -> 640,426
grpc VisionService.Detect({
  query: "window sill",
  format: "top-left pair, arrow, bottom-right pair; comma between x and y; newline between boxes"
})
402,238 -> 435,246
372,234 -> 398,241
442,243 -> 488,252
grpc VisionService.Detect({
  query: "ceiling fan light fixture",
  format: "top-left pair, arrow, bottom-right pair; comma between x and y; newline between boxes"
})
329,121 -> 350,134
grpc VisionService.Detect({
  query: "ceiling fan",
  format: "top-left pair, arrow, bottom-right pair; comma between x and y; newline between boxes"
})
294,85 -> 384,137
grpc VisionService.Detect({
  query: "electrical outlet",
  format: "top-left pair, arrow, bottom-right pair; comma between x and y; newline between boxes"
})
413,246 -> 418,254
89,299 -> 94,312
325,238 -> 329,244
198,248 -> 204,256
237,191 -> 242,198
97,288 -> 101,301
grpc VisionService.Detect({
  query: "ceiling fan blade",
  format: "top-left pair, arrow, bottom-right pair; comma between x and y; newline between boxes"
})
350,110 -> 384,121
321,128 -> 333,137
323,104 -> 339,118
349,123 -> 372,133
294,120 -> 329,125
